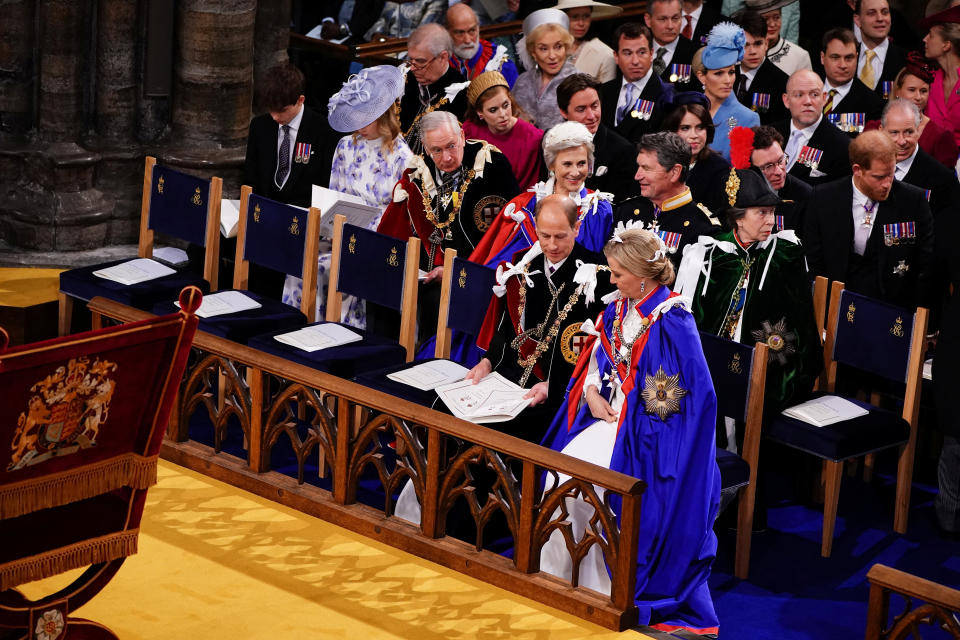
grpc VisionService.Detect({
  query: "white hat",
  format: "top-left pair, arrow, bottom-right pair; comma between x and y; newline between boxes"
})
327,65 -> 405,133
522,8 -> 570,35
552,0 -> 622,20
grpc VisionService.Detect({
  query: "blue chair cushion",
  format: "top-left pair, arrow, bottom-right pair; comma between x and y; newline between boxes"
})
60,259 -> 210,309
247,322 -> 407,378
152,290 -> 306,344
352,358 -> 447,407
765,393 -> 910,461
717,448 -> 750,491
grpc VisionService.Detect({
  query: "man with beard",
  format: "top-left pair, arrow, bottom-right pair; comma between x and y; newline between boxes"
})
750,125 -> 812,237
378,111 -> 520,341
446,3 -> 518,87
399,24 -> 470,156
804,130 -> 933,310
558,73 -> 638,201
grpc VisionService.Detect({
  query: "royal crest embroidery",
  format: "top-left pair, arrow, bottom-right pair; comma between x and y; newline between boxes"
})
891,315 -> 904,337
560,323 -> 588,365
156,175 -> 165,194
728,352 -> 743,374
348,234 -> 357,254
458,267 -> 467,288
387,246 -> 399,266
253,203 -> 261,223
9,356 -> 118,472
474,195 -> 505,232
191,186 -> 203,206
847,301 -> 856,323
641,366 -> 688,420
750,317 -> 798,365
288,216 -> 300,235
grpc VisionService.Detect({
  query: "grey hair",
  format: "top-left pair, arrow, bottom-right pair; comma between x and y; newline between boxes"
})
542,121 -> 596,172
637,132 -> 691,183
882,98 -> 922,129
408,23 -> 453,56
419,110 -> 461,136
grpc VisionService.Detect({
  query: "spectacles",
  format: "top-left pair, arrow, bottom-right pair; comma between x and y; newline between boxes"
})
758,154 -> 788,173
408,53 -> 439,70
427,140 -> 461,159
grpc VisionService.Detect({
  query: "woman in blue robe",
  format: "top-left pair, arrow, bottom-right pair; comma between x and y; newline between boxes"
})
539,223 -> 721,635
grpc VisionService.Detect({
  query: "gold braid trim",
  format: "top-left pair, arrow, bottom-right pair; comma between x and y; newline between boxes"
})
403,97 -> 450,139
0,530 -> 139,591
421,169 -> 475,231
0,453 -> 159,519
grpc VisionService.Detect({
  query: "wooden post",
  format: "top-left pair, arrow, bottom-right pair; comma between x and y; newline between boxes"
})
421,429 -> 442,538
333,395 -> 352,505
515,460 -> 537,573
611,492 -> 641,612
247,367 -> 265,471
137,156 -> 156,259
821,460 -> 843,557
894,306 -> 928,534
325,215 -> 346,322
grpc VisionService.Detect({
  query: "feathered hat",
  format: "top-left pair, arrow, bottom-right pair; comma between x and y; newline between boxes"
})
725,126 -> 780,208
702,22 -> 746,70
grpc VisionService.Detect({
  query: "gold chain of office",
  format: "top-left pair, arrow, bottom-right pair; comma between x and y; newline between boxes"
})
421,168 -> 475,233
402,97 -> 450,139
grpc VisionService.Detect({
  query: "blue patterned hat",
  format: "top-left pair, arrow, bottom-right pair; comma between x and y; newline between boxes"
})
702,22 -> 746,70
327,65 -> 404,133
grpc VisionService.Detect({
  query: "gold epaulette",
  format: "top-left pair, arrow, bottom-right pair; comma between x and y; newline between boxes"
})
697,202 -> 721,226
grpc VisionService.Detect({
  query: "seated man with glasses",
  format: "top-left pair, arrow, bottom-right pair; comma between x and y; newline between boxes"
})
751,125 -> 812,239
378,110 -> 520,342
399,23 -> 471,156
446,3 -> 518,86
773,69 -> 851,186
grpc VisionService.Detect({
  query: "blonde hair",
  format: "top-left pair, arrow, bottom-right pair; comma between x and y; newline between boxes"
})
526,23 -> 574,59
603,229 -> 675,286
354,104 -> 402,153
849,129 -> 896,169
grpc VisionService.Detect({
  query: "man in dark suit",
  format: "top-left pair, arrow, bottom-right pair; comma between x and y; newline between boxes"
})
646,0 -> 700,89
558,74 -> 638,202
733,9 -> 790,125
399,24 -> 469,156
853,0 -> 908,100
600,22 -> 673,145
682,0 -> 723,47
466,195 -> 612,442
750,125 -> 813,239
804,130 -> 933,310
775,69 -> 852,186
820,28 -> 885,128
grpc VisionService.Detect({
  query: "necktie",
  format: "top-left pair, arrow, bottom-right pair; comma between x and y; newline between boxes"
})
682,14 -> 693,40
854,199 -> 876,255
823,89 -> 838,115
275,124 -> 291,189
734,67 -> 747,102
860,50 -> 877,88
784,129 -> 804,170
617,83 -> 635,125
653,47 -> 668,76
549,265 -> 556,274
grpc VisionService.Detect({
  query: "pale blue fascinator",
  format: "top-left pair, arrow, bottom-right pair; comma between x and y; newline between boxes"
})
701,22 -> 746,70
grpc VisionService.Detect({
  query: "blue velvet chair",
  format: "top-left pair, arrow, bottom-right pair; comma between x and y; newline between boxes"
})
152,185 -> 320,344
699,332 -> 768,579
766,281 -> 928,557
58,156 -> 221,335
246,213 -> 419,378
352,248 -> 498,406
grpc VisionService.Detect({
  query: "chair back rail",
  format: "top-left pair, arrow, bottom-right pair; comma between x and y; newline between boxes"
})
86,294 -> 646,631
435,248 -> 457,358
865,564 -> 960,639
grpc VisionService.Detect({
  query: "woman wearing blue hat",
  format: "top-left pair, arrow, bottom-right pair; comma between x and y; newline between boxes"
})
694,22 -> 760,162
282,65 -> 412,327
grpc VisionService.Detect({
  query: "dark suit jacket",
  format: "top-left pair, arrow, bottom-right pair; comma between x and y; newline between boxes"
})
738,60 -> 789,125
774,173 -> 813,241
688,151 -> 730,216
774,117 -> 852,186
398,66 -> 469,134
874,41 -> 908,99
658,36 -> 701,92
613,193 -> 721,269
804,178 -> 934,310
901,146 -> 960,221
242,106 -> 333,207
586,123 -> 639,202
600,71 -> 672,144
829,77 -> 886,123
688,5 -> 723,47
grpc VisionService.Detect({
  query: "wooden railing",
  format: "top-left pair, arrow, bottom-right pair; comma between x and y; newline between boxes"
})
87,295 -> 646,631
865,564 -> 960,639
289,1 -> 649,63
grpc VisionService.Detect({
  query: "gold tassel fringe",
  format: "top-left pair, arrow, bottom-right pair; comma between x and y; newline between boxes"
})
0,530 -> 139,591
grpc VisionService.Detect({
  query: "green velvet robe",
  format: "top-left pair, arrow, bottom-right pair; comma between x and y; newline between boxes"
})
675,229 -> 821,411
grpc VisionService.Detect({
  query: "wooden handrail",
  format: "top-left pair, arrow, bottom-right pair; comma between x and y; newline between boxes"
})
865,564 -> 960,640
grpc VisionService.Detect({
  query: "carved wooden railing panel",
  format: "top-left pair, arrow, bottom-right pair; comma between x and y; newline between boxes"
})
86,296 -> 645,631
866,564 -> 960,640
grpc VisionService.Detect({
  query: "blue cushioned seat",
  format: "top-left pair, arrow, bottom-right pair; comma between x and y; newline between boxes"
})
153,290 -> 306,344
717,448 -> 750,491
352,358 -> 446,407
248,322 -> 407,378
60,258 -> 210,310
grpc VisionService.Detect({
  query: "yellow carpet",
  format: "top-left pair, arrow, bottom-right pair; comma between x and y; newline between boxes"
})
0,267 -> 62,307
20,460 -> 653,639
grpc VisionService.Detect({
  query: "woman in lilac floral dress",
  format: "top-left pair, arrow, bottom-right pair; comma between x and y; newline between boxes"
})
282,65 -> 413,327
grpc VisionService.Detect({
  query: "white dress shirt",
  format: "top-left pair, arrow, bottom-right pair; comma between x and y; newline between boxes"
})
851,178 -> 876,255
785,116 -> 822,170
654,36 -> 680,70
682,4 -> 703,39
822,78 -> 854,106
617,67 -> 653,115
895,145 -> 919,181
857,37 -> 889,90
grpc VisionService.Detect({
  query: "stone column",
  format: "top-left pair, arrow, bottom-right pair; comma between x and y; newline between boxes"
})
0,0 -> 36,137
253,1 -> 292,113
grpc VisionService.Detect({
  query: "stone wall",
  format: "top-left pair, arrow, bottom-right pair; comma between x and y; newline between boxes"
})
0,0 -> 290,253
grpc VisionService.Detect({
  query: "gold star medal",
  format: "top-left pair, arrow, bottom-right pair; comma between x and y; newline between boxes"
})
641,366 -> 688,420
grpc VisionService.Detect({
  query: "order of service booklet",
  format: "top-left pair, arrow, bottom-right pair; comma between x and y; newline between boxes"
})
435,372 -> 532,424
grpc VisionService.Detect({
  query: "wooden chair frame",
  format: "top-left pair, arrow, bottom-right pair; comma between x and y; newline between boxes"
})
325,213 -> 420,361
233,185 -> 322,322
434,247 -> 458,359
866,564 -> 960,639
58,155 -> 222,336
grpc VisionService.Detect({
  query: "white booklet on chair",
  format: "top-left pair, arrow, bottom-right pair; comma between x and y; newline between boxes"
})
175,290 -> 261,318
781,395 -> 869,427
273,323 -> 363,352
387,359 -> 469,390
93,258 -> 176,286
220,198 -> 241,238
312,185 -> 381,238
435,372 -> 532,424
